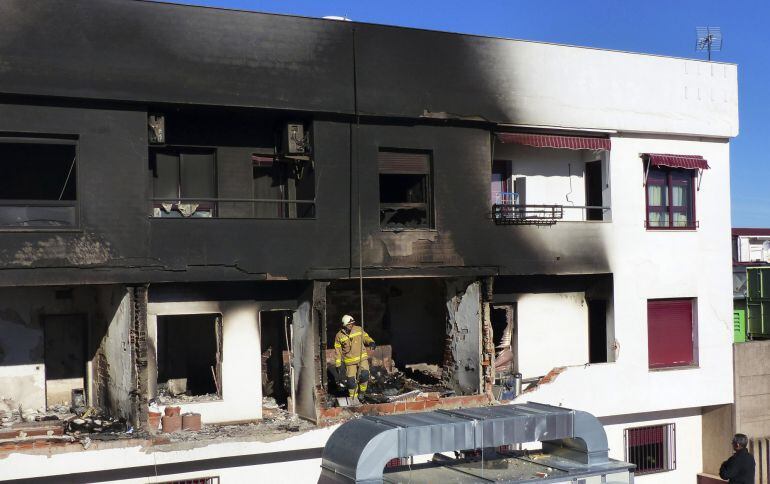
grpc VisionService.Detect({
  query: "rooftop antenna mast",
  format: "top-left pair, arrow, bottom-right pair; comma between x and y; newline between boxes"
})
696,26 -> 722,61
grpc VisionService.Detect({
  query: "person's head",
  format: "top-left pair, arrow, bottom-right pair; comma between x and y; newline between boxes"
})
732,433 -> 748,451
341,314 -> 355,331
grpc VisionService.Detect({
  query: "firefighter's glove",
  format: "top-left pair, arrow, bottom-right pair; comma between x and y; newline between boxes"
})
368,342 -> 377,351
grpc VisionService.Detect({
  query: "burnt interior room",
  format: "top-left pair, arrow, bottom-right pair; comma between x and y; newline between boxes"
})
147,107 -> 315,219
157,313 -> 221,397
325,278 -> 448,395
260,310 -> 290,406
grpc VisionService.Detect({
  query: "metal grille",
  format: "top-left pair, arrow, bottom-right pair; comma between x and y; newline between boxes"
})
156,478 -> 219,484
750,437 -> 770,484
624,423 -> 676,475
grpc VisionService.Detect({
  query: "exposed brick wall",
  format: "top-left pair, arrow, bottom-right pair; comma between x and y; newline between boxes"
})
129,285 -> 149,430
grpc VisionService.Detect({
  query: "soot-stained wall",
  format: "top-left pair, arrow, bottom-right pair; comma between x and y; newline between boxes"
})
0,0 -> 354,114
352,123 -> 610,277
0,108 -> 351,286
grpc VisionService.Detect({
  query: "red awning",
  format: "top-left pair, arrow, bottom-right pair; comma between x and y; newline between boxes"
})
496,132 -> 611,151
644,153 -> 710,170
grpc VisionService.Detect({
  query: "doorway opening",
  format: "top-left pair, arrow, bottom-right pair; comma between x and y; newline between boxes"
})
491,304 -> 517,375
588,299 -> 609,363
44,314 -> 87,407
585,160 -> 603,221
260,310 -> 291,407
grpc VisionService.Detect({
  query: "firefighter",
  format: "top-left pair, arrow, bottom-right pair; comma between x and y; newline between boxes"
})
334,314 -> 376,402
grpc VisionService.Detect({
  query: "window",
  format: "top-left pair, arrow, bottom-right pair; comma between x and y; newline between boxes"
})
647,299 -> 696,369
624,424 -> 676,475
0,140 -> 77,228
378,149 -> 433,229
646,167 -> 695,229
151,148 -> 217,218
252,156 -> 315,219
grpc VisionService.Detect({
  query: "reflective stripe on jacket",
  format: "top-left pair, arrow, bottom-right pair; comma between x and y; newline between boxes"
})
334,325 -> 374,366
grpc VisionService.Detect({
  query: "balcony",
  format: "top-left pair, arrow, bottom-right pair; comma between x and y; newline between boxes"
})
492,193 -> 610,225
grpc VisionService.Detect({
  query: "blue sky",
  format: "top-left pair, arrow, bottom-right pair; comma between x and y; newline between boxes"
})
169,0 -> 768,227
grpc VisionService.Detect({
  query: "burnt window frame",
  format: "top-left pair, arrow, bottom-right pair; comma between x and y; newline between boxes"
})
377,148 -> 435,231
0,134 -> 80,231
645,166 -> 697,230
624,423 -> 676,475
150,146 -> 218,218
251,156 -> 317,220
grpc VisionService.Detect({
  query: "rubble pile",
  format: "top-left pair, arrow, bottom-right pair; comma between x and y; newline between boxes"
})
360,367 -> 454,405
161,398 -> 313,443
156,384 -> 219,405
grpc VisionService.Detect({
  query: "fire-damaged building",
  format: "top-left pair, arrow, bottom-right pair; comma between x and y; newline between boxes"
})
0,1 -> 737,483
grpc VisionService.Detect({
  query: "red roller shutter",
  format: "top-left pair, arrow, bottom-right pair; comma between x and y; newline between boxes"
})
647,299 -> 694,368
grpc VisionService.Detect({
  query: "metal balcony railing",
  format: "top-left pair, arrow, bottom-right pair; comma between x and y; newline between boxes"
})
492,204 -> 611,225
151,198 -> 316,219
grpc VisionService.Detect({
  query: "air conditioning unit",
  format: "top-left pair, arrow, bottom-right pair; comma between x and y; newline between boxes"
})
283,123 -> 308,157
148,114 -> 165,144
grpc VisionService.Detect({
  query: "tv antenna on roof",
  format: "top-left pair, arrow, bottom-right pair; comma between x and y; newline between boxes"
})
696,26 -> 722,61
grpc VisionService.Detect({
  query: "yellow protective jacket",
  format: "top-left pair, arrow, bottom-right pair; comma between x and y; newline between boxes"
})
334,324 -> 374,367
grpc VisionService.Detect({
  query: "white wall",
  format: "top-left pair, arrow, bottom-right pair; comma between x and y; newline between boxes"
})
495,144 -> 590,221
602,408 -> 703,484
148,300 -> 262,423
0,424 -> 338,483
483,40 -> 738,137
512,134 -> 734,418
514,292 -> 589,378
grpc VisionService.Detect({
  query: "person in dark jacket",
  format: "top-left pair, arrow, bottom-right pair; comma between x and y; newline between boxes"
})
719,433 -> 755,484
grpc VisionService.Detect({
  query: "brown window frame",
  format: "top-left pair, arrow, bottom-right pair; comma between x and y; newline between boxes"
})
645,166 -> 697,230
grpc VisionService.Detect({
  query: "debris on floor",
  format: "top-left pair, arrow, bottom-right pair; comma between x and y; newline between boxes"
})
155,384 -> 220,405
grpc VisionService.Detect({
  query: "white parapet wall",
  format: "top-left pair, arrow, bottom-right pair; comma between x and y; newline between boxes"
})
0,425 -> 338,483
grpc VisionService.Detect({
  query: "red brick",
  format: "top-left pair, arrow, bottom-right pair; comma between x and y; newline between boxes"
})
423,400 -> 440,410
320,407 -> 342,419
405,401 -> 426,411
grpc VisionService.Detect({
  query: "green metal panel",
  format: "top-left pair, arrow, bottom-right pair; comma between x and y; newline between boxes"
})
746,267 -> 770,338
734,309 -> 746,343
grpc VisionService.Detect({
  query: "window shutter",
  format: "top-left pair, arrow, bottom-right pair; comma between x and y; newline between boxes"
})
378,151 -> 430,174
647,299 -> 694,368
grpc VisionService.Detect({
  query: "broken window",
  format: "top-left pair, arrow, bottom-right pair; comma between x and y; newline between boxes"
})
157,314 -> 222,398
252,156 -> 315,219
378,149 -> 433,229
0,140 -> 77,228
151,148 -> 217,218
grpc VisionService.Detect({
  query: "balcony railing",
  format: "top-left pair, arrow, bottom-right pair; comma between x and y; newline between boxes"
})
492,192 -> 610,225
151,198 -> 316,219
493,204 -> 611,225
0,200 -> 78,228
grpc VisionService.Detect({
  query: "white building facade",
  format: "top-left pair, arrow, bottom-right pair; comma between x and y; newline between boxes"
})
0,2 -> 737,483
